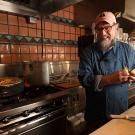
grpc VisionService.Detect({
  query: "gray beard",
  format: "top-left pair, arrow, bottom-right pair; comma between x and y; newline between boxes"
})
99,39 -> 115,51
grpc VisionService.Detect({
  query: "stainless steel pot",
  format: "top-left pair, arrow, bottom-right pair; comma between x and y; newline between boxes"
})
23,61 -> 49,86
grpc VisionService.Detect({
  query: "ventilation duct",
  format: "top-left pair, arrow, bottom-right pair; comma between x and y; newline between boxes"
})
0,0 -> 83,17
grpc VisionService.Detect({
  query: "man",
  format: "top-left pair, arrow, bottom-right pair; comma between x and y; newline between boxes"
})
78,11 -> 135,132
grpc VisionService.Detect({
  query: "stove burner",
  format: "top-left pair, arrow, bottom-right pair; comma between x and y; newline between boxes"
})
24,86 -> 60,98
0,93 -> 25,107
0,86 -> 60,108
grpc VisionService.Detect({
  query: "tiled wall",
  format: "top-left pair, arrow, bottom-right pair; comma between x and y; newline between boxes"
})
0,5 -> 85,64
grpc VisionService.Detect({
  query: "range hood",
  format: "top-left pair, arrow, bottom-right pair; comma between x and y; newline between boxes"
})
123,0 -> 135,22
0,0 -> 83,17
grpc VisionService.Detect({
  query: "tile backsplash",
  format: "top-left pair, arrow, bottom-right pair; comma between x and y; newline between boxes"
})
0,5 -> 85,64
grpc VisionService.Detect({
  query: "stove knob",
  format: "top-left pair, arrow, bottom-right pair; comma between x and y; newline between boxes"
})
23,110 -> 29,117
3,117 -> 10,123
35,107 -> 41,113
53,101 -> 56,106
62,98 -> 67,105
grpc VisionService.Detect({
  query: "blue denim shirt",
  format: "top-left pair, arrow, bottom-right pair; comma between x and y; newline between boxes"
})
78,41 -> 135,121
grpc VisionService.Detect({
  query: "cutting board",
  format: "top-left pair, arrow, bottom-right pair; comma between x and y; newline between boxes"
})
54,82 -> 80,89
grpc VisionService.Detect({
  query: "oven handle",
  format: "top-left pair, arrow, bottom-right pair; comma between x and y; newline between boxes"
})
22,107 -> 65,126
17,114 -> 66,135
0,114 -> 66,135
0,115 -> 48,135
0,105 -> 65,129
18,115 -> 66,135
17,115 -> 48,129
0,107 -> 66,135
28,115 -> 48,125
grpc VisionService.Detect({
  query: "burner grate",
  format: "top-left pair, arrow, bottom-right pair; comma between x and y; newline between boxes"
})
0,86 -> 60,108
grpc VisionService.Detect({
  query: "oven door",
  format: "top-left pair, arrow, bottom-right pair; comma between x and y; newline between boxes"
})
1,107 -> 66,135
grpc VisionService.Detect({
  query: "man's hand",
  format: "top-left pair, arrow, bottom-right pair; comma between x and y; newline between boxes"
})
129,69 -> 135,82
99,67 -> 130,87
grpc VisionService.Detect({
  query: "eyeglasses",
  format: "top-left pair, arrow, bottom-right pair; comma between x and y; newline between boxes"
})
95,23 -> 117,33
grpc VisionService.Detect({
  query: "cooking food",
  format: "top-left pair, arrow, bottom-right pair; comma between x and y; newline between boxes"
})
0,77 -> 22,87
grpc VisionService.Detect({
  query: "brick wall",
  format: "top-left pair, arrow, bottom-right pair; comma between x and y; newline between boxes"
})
0,5 -> 85,64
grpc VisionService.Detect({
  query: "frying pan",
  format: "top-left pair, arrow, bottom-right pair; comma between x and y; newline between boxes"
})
0,77 -> 24,98
54,82 -> 80,89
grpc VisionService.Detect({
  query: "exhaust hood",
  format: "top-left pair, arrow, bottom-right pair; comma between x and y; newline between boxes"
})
0,0 -> 83,17
123,0 -> 135,22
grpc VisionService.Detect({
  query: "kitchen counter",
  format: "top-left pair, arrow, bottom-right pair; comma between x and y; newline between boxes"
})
89,105 -> 135,135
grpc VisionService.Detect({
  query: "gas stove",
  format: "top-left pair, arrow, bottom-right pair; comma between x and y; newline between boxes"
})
0,86 -> 69,135
0,86 -> 65,107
